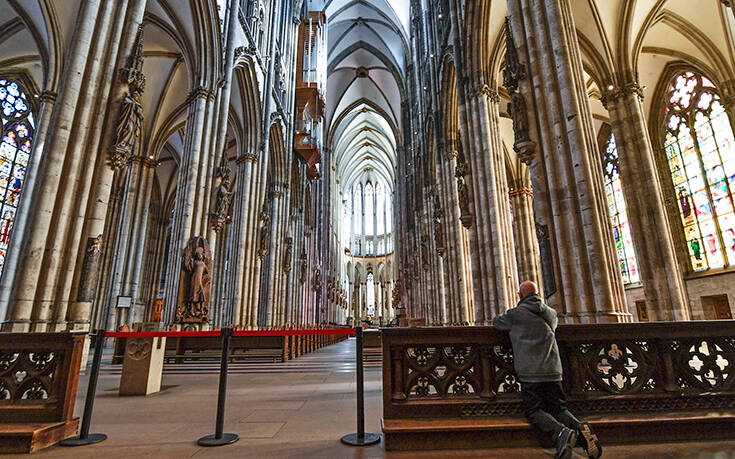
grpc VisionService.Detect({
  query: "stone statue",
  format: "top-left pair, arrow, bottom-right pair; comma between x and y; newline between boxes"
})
211,169 -> 233,232
176,236 -> 213,324
312,268 -> 321,292
257,207 -> 271,259
283,237 -> 293,273
110,26 -> 145,170
299,250 -> 307,283
421,235 -> 430,270
110,90 -> 143,168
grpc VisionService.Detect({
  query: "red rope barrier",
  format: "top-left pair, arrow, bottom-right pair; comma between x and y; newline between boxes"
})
233,329 -> 356,337
105,329 -> 357,338
105,331 -> 222,338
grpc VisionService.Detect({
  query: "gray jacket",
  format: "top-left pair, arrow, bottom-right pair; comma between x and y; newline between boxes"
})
492,294 -> 562,383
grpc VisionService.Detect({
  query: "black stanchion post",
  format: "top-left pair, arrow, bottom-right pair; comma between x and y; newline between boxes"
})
61,330 -> 108,446
340,326 -> 380,446
198,327 -> 239,446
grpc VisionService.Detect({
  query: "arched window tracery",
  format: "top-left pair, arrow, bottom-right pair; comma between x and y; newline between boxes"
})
0,78 -> 35,276
603,133 -> 639,284
366,272 -> 375,317
365,182 -> 374,236
663,71 -> 735,272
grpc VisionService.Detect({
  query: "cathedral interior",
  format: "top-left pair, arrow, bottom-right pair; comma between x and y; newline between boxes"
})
1,0 -> 735,456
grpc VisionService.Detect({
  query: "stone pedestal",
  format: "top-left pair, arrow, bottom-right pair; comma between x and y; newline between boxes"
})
119,336 -> 166,395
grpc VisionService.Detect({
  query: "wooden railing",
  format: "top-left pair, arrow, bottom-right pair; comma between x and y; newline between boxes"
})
381,322 -> 735,420
0,332 -> 84,452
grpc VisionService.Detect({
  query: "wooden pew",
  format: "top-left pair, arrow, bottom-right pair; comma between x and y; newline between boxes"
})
112,325 -> 351,364
0,332 -> 84,453
362,329 -> 382,362
381,322 -> 735,451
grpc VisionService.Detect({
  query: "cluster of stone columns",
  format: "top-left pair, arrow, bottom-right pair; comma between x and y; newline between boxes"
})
506,0 -> 630,322
0,0 -> 147,331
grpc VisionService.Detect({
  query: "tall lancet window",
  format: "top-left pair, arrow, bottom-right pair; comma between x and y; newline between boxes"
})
386,194 -> 393,234
365,182 -> 374,236
664,71 -> 735,271
0,78 -> 35,276
603,133 -> 639,284
353,184 -> 362,236
366,272 -> 375,317
376,182 -> 385,235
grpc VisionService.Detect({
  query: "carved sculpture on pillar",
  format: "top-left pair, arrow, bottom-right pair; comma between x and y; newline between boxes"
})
283,237 -> 293,273
432,190 -> 445,256
110,25 -> 146,170
502,17 -> 536,165
312,268 -> 321,292
211,157 -> 233,232
257,204 -> 271,259
76,234 -> 103,302
455,156 -> 473,228
298,250 -> 307,283
420,235 -> 430,271
176,237 -> 213,324
535,223 -> 556,299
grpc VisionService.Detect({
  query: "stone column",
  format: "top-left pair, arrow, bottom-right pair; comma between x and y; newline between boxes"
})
459,86 -> 519,322
509,185 -> 542,285
1,0 -> 143,331
70,0 -> 147,331
506,0 -> 630,322
162,88 -> 215,325
602,83 -> 690,320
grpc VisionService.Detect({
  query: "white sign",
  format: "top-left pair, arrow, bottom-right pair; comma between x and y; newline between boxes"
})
116,296 -> 132,309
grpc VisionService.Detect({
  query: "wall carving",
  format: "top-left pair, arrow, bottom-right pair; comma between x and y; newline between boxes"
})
76,234 -> 103,302
502,18 -> 535,166
109,26 -> 145,170
535,222 -> 557,299
211,156 -> 233,233
283,237 -> 293,273
176,236 -> 212,324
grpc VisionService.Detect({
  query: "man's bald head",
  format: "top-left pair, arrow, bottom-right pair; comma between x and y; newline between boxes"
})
518,281 -> 538,299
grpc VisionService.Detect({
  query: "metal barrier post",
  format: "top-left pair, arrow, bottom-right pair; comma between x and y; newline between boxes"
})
197,327 -> 239,446
340,326 -> 380,446
60,330 -> 108,446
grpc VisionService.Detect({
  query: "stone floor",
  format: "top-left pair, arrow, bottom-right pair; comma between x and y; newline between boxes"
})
14,338 -> 735,458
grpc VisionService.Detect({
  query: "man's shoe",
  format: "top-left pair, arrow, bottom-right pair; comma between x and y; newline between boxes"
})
577,422 -> 602,458
554,427 -> 577,459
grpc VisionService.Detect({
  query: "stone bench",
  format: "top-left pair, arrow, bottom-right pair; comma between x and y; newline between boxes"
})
381,322 -> 735,451
0,332 -> 85,453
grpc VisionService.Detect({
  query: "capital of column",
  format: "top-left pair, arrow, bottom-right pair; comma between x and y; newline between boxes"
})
509,187 -> 533,199
39,91 -> 57,103
130,155 -> 159,168
237,152 -> 259,164
187,86 -> 214,105
470,83 -> 500,103
600,81 -> 645,109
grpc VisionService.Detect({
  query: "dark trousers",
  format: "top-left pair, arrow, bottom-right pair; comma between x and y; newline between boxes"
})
521,381 -> 582,439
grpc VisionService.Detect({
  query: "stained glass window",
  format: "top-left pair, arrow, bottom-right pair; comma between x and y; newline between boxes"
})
0,79 -> 34,276
366,273 -> 375,317
353,184 -> 362,236
365,182 -> 374,236
603,134 -> 639,284
376,182 -> 385,235
664,71 -> 735,272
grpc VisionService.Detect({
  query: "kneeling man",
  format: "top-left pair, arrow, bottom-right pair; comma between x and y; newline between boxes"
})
492,281 -> 602,459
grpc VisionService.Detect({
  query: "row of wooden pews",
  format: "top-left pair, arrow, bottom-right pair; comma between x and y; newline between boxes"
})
112,325 -> 349,364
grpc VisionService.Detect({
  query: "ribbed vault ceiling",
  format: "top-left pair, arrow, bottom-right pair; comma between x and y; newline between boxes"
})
326,0 -> 406,192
